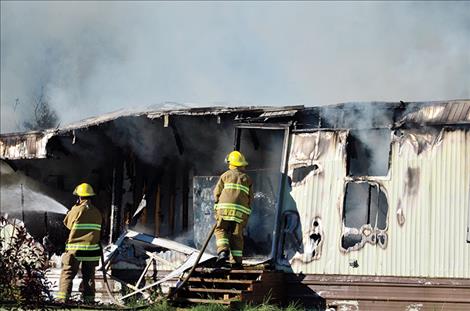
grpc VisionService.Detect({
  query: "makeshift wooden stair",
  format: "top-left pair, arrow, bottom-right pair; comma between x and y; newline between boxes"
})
170,268 -> 285,306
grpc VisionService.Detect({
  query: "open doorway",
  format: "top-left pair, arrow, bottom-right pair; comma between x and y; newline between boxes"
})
193,125 -> 287,261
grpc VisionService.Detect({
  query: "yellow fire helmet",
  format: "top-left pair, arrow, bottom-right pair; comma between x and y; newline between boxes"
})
73,183 -> 96,197
225,150 -> 248,167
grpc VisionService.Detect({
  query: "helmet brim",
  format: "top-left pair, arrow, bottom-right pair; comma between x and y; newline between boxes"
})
73,190 -> 96,197
230,160 -> 248,167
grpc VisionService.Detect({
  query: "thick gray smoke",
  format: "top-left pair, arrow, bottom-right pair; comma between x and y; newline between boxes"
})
1,2 -> 469,133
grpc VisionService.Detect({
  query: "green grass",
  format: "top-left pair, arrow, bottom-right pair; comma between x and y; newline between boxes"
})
0,300 -> 307,311
144,300 -> 306,311
186,304 -> 227,311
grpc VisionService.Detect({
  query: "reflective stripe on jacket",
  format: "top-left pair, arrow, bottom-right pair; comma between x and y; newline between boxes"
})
65,243 -> 100,251
64,200 -> 102,261
213,168 -> 253,223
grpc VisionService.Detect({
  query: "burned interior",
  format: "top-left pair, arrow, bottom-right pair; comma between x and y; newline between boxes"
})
0,107 -> 289,263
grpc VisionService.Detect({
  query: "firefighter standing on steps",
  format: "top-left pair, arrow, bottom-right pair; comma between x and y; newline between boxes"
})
213,151 -> 253,269
57,183 -> 102,303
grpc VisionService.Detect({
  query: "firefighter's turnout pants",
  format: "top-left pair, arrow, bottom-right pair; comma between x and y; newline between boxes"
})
57,251 -> 99,302
214,217 -> 246,264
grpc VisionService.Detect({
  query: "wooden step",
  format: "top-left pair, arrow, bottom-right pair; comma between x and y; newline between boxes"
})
188,277 -> 256,284
172,269 -> 285,306
191,269 -> 263,281
175,297 -> 235,305
187,287 -> 249,294
195,268 -> 264,274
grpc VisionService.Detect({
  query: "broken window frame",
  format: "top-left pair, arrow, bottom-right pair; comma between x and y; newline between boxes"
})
234,123 -> 292,261
341,181 -> 389,252
346,128 -> 392,177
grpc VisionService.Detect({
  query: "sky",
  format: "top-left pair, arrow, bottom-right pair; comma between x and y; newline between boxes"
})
1,1 -> 469,133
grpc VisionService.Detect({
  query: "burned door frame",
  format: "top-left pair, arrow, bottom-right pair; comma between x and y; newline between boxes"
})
234,123 -> 292,261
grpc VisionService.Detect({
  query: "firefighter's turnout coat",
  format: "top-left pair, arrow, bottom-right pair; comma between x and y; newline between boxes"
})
57,200 -> 102,302
213,168 -> 253,263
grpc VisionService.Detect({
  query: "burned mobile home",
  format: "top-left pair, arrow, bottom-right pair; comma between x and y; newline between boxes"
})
1,101 -> 470,310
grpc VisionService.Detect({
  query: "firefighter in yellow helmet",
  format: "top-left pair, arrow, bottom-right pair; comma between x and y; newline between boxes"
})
213,151 -> 253,269
57,183 -> 102,303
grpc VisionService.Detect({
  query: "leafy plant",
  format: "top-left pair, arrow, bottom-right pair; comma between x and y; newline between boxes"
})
0,216 -> 52,308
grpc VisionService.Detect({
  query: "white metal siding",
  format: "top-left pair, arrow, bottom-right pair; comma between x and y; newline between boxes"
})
280,129 -> 470,278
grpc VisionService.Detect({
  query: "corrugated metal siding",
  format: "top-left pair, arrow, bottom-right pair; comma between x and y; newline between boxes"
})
428,129 -> 470,277
280,131 -> 348,273
279,129 -> 470,278
0,132 -> 53,159
384,129 -> 470,278
400,100 -> 470,125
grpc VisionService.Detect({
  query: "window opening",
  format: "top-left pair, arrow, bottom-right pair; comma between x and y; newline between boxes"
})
291,164 -> 320,184
342,182 -> 389,251
347,129 -> 391,176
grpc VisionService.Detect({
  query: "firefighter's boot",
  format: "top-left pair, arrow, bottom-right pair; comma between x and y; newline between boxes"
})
215,250 -> 230,268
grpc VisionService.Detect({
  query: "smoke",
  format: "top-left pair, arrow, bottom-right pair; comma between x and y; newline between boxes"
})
1,2 -> 469,133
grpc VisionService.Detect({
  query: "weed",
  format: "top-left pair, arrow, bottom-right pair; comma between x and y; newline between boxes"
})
0,217 -> 52,308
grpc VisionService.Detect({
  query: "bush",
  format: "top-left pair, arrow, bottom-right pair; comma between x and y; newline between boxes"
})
0,216 -> 52,308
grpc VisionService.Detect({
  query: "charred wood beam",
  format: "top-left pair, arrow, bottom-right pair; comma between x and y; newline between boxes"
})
182,164 -> 189,231
168,164 -> 176,235
132,158 -> 145,225
109,149 -> 124,243
233,128 -> 241,151
170,124 -> 184,155
249,129 -> 260,150
154,184 -> 161,236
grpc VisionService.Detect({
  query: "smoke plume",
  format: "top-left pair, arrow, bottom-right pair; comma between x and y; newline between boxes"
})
1,2 -> 469,133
